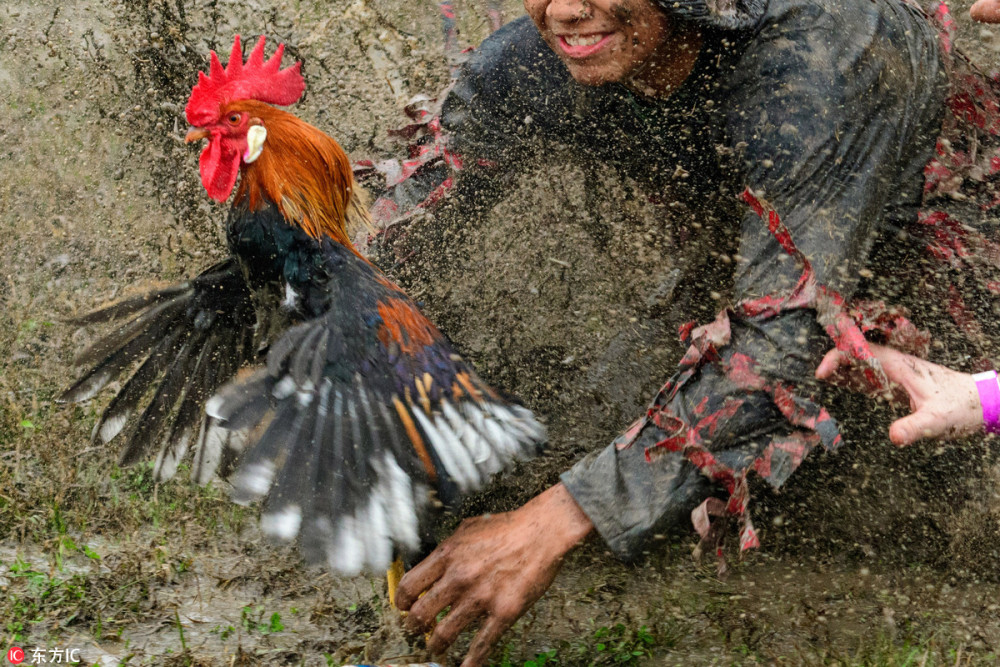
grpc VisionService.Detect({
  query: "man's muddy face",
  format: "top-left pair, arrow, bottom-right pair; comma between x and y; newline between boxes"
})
524,0 -> 671,86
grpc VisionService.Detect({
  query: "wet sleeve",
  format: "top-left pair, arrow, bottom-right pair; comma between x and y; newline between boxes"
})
369,22 -> 538,226
561,0 -> 946,560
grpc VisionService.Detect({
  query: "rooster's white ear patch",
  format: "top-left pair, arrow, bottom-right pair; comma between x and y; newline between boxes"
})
244,125 -> 267,164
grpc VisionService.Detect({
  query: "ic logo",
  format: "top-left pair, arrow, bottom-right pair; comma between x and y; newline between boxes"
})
6,647 -> 24,665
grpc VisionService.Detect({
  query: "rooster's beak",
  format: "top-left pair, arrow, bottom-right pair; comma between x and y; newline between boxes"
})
185,128 -> 210,144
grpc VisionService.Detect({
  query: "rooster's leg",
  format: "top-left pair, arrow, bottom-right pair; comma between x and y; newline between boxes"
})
387,557 -> 406,608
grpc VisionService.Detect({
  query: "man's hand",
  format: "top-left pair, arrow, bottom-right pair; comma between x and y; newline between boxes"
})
815,343 -> 981,446
396,483 -> 594,667
972,0 -> 1000,23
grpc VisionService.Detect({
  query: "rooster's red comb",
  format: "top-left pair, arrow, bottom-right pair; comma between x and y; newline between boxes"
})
185,35 -> 305,126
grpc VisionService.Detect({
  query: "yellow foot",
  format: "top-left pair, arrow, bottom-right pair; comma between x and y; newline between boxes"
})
386,557 -> 405,608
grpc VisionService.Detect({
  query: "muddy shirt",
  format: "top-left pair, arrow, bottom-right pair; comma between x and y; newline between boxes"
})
374,0 -> 947,559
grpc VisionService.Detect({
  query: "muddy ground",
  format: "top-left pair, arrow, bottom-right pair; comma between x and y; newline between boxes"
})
4,1 -> 1000,665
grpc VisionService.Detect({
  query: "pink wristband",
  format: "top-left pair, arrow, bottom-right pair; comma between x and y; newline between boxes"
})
974,370 -> 1000,434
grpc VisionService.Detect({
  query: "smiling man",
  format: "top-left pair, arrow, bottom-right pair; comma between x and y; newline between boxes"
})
361,0 -> 1000,664
527,0 -> 701,91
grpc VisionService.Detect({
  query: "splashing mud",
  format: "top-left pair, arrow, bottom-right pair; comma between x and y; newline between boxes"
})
4,0 -> 1000,664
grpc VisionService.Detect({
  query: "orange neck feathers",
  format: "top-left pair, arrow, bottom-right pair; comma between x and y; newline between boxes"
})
233,102 -> 370,256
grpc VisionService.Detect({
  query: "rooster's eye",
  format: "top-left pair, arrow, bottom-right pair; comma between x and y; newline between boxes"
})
227,113 -> 240,124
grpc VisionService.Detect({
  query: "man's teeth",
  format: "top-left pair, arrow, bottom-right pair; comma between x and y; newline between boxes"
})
564,34 -> 604,47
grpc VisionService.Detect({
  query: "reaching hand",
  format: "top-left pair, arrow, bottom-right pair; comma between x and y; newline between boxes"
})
972,0 -> 1000,23
395,483 -> 593,667
815,343 -> 981,446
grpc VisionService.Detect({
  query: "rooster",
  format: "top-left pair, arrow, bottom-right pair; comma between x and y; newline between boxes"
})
61,36 -> 545,592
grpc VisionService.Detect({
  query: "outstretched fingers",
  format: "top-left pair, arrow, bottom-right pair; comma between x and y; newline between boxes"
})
461,612 -> 520,667
816,343 -> 918,404
815,347 -> 892,396
863,345 -> 928,400
817,343 -> 984,446
815,348 -> 848,382
403,575 -> 462,634
425,599 -> 485,654
888,412 -> 941,448
395,549 -> 448,611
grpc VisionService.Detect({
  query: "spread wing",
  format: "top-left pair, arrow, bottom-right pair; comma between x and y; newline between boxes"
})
61,259 -> 265,483
206,246 -> 546,575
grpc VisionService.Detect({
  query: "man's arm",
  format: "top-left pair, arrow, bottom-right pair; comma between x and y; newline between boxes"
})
367,17 -> 542,229
400,1 -> 948,662
561,0 -> 947,561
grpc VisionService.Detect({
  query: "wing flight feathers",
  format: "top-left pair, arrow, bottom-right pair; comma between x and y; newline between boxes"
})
63,242 -> 546,577
62,259 -> 260,482
207,270 -> 547,575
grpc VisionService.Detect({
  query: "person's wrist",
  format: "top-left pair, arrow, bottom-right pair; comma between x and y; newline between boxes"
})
519,483 -> 594,557
973,370 -> 1000,434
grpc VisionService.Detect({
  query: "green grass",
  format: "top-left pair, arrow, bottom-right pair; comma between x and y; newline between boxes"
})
829,633 -> 1000,667
4,556 -> 87,643
240,605 -> 285,635
494,622 -> 669,667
